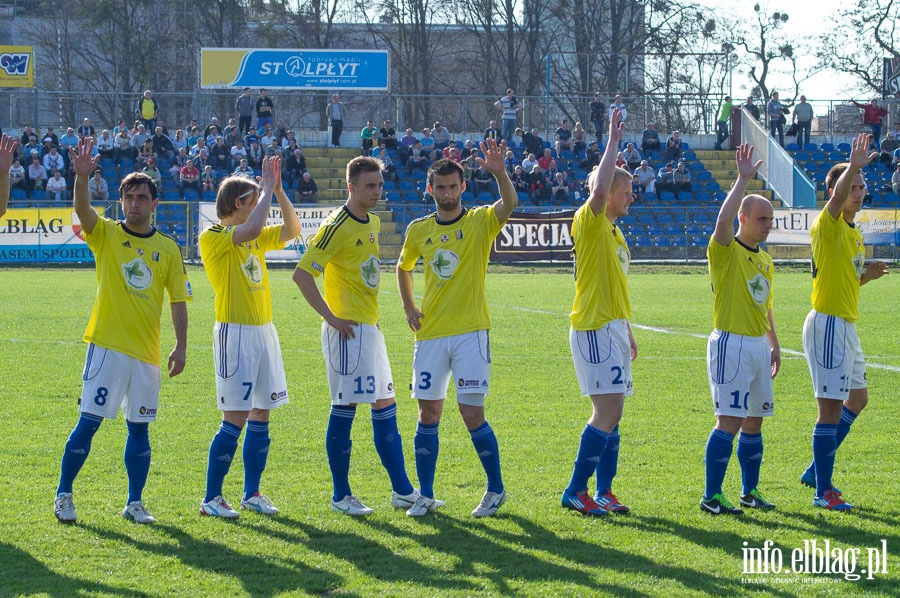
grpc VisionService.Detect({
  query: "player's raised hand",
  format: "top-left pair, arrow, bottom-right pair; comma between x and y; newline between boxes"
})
70,137 -> 100,178
326,315 -> 358,340
0,134 -> 18,172
476,138 -> 506,176
735,143 -> 762,179
608,108 -> 625,145
849,133 -> 878,169
259,155 -> 278,194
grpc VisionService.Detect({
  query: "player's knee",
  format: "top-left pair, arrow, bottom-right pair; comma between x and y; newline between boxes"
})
846,389 -> 868,413
417,400 -> 443,425
740,417 -> 763,435
715,415 -> 743,435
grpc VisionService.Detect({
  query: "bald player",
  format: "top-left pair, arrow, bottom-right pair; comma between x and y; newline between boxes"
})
700,144 -> 781,516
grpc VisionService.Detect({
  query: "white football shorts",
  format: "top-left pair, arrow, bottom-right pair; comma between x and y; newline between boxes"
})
322,322 -> 395,405
570,320 -> 634,397
802,310 -> 866,400
707,330 -> 774,418
411,330 -> 491,401
80,344 -> 160,422
213,321 -> 289,411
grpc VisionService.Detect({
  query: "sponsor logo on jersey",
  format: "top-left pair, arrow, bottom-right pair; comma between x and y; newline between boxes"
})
152,251 -> 159,261
185,280 -> 193,297
430,249 -> 459,280
121,257 -> 153,290
456,230 -> 463,240
312,261 -> 324,272
242,254 -> 263,284
139,405 -> 157,416
360,254 -> 380,289
747,273 -> 770,305
270,390 -> 287,401
458,378 -> 482,388
387,382 -> 393,391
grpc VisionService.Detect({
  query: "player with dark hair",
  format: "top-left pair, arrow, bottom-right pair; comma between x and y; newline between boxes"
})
198,158 -> 300,518
294,156 -> 418,516
54,138 -> 191,524
800,133 -> 887,510
397,138 -> 516,517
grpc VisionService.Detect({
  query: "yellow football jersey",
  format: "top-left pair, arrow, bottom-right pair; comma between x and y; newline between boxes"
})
570,203 -> 631,330
398,205 -> 502,340
199,224 -> 285,325
83,218 -> 192,365
297,206 -> 381,325
810,209 -> 864,322
708,237 -> 774,336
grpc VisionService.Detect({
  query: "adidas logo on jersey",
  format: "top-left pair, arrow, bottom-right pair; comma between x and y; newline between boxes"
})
356,239 -> 363,246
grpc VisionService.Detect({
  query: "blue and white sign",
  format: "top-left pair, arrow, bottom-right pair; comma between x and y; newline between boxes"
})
201,48 -> 390,90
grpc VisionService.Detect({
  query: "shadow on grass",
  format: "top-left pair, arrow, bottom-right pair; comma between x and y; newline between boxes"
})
0,542 -> 150,597
81,523 -> 345,597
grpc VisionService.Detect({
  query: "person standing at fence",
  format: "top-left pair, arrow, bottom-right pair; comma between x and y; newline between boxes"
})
256,89 -> 275,132
850,99 -> 888,150
495,89 -> 523,145
235,88 -> 255,136
714,96 -> 733,151
53,138 -> 191,524
766,92 -> 785,147
589,92 -> 606,146
326,94 -> 347,148
397,138 -> 516,518
0,134 -> 17,216
700,143 -> 780,516
197,158 -> 300,518
137,90 -> 160,133
792,95 -> 814,150
799,133 -> 887,511
561,107 -> 636,517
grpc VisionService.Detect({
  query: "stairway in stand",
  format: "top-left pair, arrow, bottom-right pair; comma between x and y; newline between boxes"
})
693,150 -> 779,206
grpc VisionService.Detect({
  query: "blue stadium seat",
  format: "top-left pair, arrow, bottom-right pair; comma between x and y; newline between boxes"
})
695,191 -> 712,202
837,143 -> 851,152
686,224 -> 701,235
677,192 -> 693,201
811,151 -> 827,161
704,181 -> 721,192
656,212 -> 674,224
713,191 -> 727,201
634,235 -> 653,247
655,236 -> 672,247
385,191 -> 402,202
202,190 -> 217,201
646,224 -> 664,235
691,235 -> 708,247
794,151 -> 810,161
683,150 -> 696,161
636,213 -> 656,225
828,151 -> 844,161
803,143 -> 818,151
659,191 -> 675,202
696,170 -> 712,180
10,189 -> 26,199
664,224 -> 681,235
786,143 -> 800,152
672,235 -> 687,247
821,143 -> 835,151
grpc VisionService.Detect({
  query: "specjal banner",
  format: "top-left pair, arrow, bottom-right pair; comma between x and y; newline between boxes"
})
490,210 -> 575,262
0,46 -> 34,88
884,57 -> 900,98
200,48 -> 389,90
0,208 -> 94,263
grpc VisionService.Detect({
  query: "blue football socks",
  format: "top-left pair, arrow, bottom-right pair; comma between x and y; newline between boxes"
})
803,406 -> 857,481
57,413 -> 103,495
204,420 -> 241,503
372,404 -> 414,496
736,431 -> 763,495
414,422 -> 440,499
595,425 -> 620,494
469,421 -> 504,494
242,421 -> 270,501
703,428 -> 734,499
326,405 -> 356,502
565,424 -> 609,496
124,420 -> 151,504
812,423 -> 838,497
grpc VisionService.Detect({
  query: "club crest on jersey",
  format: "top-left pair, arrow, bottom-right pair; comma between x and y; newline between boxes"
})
242,254 -> 263,284
441,235 -> 449,243
136,248 -> 144,256
370,233 -> 375,243
360,254 -> 380,289
121,258 -> 153,290
747,273 -> 770,305
616,245 -> 629,275
430,249 -> 459,280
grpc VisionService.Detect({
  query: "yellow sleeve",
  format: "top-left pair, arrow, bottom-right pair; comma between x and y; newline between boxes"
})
166,243 -> 193,303
398,225 -> 420,271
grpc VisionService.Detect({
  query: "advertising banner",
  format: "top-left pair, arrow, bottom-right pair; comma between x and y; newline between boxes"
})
768,209 -> 899,245
200,48 -> 389,90
0,46 -> 34,88
491,210 -> 575,262
0,208 -> 94,263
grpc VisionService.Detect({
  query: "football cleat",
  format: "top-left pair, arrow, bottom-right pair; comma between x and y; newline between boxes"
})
241,493 -> 279,515
594,490 -> 630,513
700,493 -> 743,515
391,489 -> 421,509
54,493 -> 77,523
332,495 -> 374,516
472,490 -> 507,518
814,489 -> 853,511
561,489 -> 608,516
800,470 -> 841,495
406,495 -> 445,517
200,495 -> 240,518
740,489 -> 776,510
122,501 -> 156,524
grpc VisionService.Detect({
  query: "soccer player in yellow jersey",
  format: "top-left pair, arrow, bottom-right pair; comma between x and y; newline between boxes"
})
294,156 -> 418,516
54,138 -> 191,524
198,156 -> 300,518
801,133 -> 887,511
562,108 -> 637,517
0,133 -> 17,217
397,138 -> 516,517
700,144 -> 780,516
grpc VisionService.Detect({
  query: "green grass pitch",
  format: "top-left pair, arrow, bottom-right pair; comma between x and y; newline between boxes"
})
0,264 -> 898,597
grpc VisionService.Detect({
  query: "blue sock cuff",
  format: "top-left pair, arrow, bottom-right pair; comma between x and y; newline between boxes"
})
738,432 -> 762,443
610,424 -> 620,436
80,413 -> 103,424
372,404 -> 397,420
841,406 -> 858,424
330,405 -> 357,419
219,420 -> 242,438
469,422 -> 493,438
813,423 -> 838,436
416,421 -> 439,434
126,420 -> 149,437
246,421 -> 269,434
585,424 -> 609,440
712,428 -> 735,443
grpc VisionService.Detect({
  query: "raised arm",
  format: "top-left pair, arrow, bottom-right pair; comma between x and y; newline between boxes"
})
232,155 -> 277,245
826,133 -> 877,220
712,143 -> 762,247
588,108 -> 625,215
0,134 -> 17,218
477,138 -> 517,221
271,158 -> 300,243
70,138 -> 101,235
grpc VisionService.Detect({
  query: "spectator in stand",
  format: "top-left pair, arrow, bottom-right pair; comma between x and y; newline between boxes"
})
640,122 -> 661,155
623,142 -> 642,171
77,118 -> 95,139
767,91 -> 785,147
656,162 -> 676,195
546,158 -> 565,180
431,121 -> 452,152
131,124 -> 150,150
528,164 -> 548,203
201,165 -> 217,193
96,130 -> 115,159
673,160 -> 692,193
590,92 -> 606,145
879,132 -> 898,165
360,120 -> 378,155
609,94 -> 628,124
19,125 -> 35,147
265,136 -> 282,158
224,126 -> 242,152
142,158 -> 163,191
190,137 -> 207,160
514,128 -> 537,158
744,96 -> 761,121
43,145 -> 65,174
115,128 -> 134,161
187,126 -> 202,148
112,119 -> 127,136
152,127 -> 174,161
230,139 -> 248,165
376,145 -> 399,185
296,171 -> 318,203
256,89 -> 274,130
471,160 -> 497,200
632,173 -> 643,202
615,151 -> 627,169
9,158 -> 26,196
233,158 -> 255,179
421,127 -> 436,158
21,135 -> 41,161
155,117 -> 171,137
572,122 -> 587,155
793,95 -> 814,149
664,130 -> 683,162
46,169 -> 67,202
40,137 -> 54,159
235,87 -> 254,136
283,148 -> 306,188
495,89 -> 523,143
892,163 -> 900,196
579,141 -> 601,170
555,119 -> 574,155
511,165 -> 528,194
445,146 -> 462,164
325,93 -> 347,148
714,96 -> 733,151
399,128 -> 418,162
274,120 -> 288,145
459,139 -> 478,161
43,126 -> 60,148
28,156 -> 46,195
406,141 -> 428,176
537,148 -> 554,171
504,149 -> 517,173
59,128 -> 79,154
851,98 -> 889,150
210,137 -> 231,171
551,172 -> 571,205
635,160 -> 656,192
137,138 -> 157,170
522,152 -> 538,172
137,90 -> 160,132
247,140 -> 263,170
484,120 -> 502,143
179,159 -> 201,199
205,124 -> 221,146
194,148 -> 210,173
442,140 -> 460,160
891,145 -> 900,167
380,120 -> 398,150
